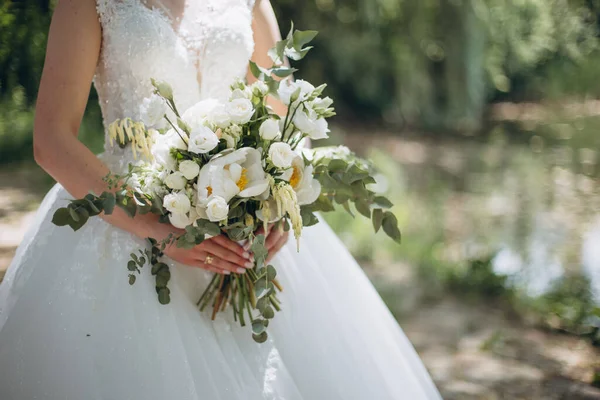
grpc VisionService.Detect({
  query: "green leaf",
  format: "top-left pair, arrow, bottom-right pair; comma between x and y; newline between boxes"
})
249,61 -> 266,79
300,208 -> 319,226
127,260 -> 137,271
68,208 -> 89,231
156,267 -> 171,286
266,265 -> 277,281
262,305 -> 275,319
268,39 -> 288,65
292,29 -> 318,52
373,196 -> 394,209
101,192 -> 116,214
328,159 -> 348,172
158,288 -> 171,305
256,296 -> 269,312
252,331 -> 268,343
341,201 -> 355,218
270,67 -> 298,78
152,262 -> 168,275
252,320 -> 267,335
128,274 -> 136,285
254,278 -> 270,299
382,211 -> 402,244
355,200 -> 371,218
251,235 -> 269,268
196,220 -> 221,237
68,207 -> 80,222
51,208 -> 71,227
372,209 -> 384,233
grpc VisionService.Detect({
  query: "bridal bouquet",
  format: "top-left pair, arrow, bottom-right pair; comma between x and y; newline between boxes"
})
51,26 -> 401,342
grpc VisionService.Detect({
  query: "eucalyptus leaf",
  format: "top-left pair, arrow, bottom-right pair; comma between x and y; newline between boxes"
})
251,235 -> 268,268
252,331 -> 268,343
68,208 -> 80,222
262,305 -> 275,319
196,220 -> 221,236
266,265 -> 277,281
256,296 -> 269,312
254,279 -> 269,299
270,67 -> 298,78
128,274 -> 136,285
341,201 -> 355,218
101,192 -> 116,214
252,321 -> 267,335
127,260 -> 137,272
51,208 -> 71,227
158,288 -> 171,305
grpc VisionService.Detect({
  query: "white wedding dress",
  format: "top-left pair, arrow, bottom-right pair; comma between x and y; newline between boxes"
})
0,1 -> 441,399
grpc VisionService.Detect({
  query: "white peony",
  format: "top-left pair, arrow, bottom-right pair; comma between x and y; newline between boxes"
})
163,192 -> 191,214
268,142 -> 295,169
139,94 -> 167,128
226,98 -> 254,124
169,212 -> 194,229
188,126 -> 219,154
164,171 -> 187,190
259,119 -> 281,140
281,156 -> 322,205
196,148 -> 270,207
178,160 -> 200,180
205,196 -> 229,222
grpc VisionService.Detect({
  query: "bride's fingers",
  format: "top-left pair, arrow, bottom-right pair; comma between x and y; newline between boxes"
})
266,233 -> 289,263
210,235 -> 249,259
196,250 -> 248,274
200,241 -> 251,268
265,226 -> 285,249
199,263 -> 230,275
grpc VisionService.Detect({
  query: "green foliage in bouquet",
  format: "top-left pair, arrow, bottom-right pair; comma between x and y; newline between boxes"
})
51,24 -> 401,343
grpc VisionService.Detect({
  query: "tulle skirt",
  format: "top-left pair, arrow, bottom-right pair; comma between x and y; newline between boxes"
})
0,183 -> 441,400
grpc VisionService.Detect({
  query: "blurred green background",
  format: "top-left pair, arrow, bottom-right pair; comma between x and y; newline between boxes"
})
1,1 -> 600,397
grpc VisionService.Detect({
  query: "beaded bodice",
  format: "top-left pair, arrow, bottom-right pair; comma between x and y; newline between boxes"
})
94,0 -> 255,169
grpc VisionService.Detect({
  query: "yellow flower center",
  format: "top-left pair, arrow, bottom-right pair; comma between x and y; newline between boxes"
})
289,165 -> 302,188
207,186 -> 213,196
237,168 -> 248,191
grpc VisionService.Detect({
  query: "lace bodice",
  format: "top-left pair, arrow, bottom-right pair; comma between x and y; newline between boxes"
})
94,0 -> 255,170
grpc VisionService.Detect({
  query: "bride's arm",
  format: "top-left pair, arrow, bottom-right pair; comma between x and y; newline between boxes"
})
248,0 -> 291,259
33,0 -> 252,274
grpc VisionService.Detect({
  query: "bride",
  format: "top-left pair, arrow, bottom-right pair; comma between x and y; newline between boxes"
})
0,0 -> 441,399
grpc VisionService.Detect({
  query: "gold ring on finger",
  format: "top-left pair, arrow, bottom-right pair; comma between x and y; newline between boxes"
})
205,255 -> 214,265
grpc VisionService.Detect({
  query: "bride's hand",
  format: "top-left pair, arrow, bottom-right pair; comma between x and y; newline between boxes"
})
157,225 -> 253,275
254,224 -> 290,263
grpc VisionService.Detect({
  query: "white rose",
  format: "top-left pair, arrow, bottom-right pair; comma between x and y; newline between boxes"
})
268,142 -> 295,169
182,99 -> 220,130
139,94 -> 167,128
230,87 -> 252,100
165,171 -> 187,190
169,212 -> 193,229
311,96 -> 333,112
205,196 -> 229,222
188,126 -> 219,154
163,192 -> 191,214
259,119 -> 281,140
178,160 -> 200,180
251,80 -> 269,97
226,98 -> 254,124
208,103 -> 231,129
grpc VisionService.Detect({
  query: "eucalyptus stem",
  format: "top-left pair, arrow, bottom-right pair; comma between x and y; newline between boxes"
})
199,273 -> 220,311
211,274 -> 226,320
269,295 -> 282,311
237,275 -> 247,326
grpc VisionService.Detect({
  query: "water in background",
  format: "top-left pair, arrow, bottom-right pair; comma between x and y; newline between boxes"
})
331,105 -> 600,307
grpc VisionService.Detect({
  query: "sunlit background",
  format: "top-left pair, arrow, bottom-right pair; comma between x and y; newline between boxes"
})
1,1 -> 600,398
